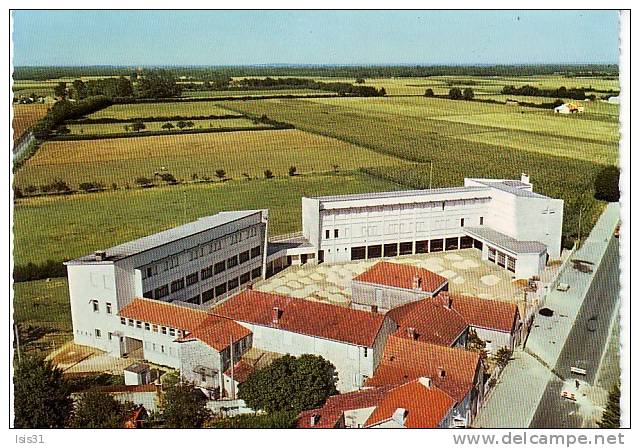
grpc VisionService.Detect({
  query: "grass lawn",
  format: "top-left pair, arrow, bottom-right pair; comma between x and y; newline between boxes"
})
15,129 -> 407,190
87,101 -> 234,119
65,117 -> 264,136
13,171 -> 402,266
13,278 -> 72,355
12,103 -> 49,141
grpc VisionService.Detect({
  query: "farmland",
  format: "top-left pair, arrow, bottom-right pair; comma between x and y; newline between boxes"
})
12,103 -> 49,141
182,88 -> 325,98
13,172 -> 402,266
87,101 -> 235,119
14,129 -> 406,190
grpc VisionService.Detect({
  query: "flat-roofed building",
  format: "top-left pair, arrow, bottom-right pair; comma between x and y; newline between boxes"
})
64,210 -> 268,354
300,174 -> 562,279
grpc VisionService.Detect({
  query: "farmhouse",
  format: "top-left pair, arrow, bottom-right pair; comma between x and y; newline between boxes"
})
351,261 -> 449,313
210,290 -> 398,392
554,102 -> 584,114
64,210 -> 268,354
295,174 -> 563,279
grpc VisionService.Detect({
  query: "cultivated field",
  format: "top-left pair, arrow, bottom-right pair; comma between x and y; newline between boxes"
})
12,103 -> 49,141
87,101 -> 235,119
13,172 -> 401,266
182,88 -> 325,98
15,129 -> 406,190
65,117 -> 264,136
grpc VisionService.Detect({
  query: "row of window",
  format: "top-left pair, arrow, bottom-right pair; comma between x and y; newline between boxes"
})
323,217 -> 484,241
488,247 -> 517,273
142,226 -> 260,279
143,246 -> 262,300
348,236 -> 478,260
144,340 -> 174,356
91,300 -> 112,314
120,316 -> 185,338
186,267 -> 262,305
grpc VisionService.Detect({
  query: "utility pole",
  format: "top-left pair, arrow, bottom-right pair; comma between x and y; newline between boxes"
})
229,336 -> 235,400
14,323 -> 21,363
429,160 -> 433,190
183,190 -> 187,223
577,206 -> 583,250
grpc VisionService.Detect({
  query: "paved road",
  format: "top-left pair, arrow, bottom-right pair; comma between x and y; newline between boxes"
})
530,235 -> 619,428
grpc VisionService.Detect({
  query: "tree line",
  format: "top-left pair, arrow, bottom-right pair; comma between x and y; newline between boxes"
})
501,84 -> 595,100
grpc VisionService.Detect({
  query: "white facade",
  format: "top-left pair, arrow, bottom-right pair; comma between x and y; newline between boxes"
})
64,210 -> 268,355
300,175 -> 563,279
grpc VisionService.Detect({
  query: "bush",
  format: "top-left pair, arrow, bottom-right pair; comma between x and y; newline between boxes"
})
135,176 -> 153,186
159,173 -> 177,184
13,260 -> 67,282
424,88 -> 435,97
288,166 -> 297,176
215,169 -> 226,180
264,169 -> 274,179
79,181 -> 105,192
210,411 -> 297,428
448,88 -> 463,100
463,88 -> 475,100
594,165 -> 620,202
40,179 -> 71,194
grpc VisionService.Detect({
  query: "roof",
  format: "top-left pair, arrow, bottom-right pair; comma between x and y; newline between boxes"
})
386,297 -> 469,346
124,363 -> 150,374
465,226 -> 547,254
94,384 -> 158,394
119,298 -> 210,331
67,210 -> 263,263
353,261 -> 448,294
178,315 -> 252,352
366,335 -> 481,402
364,379 -> 456,428
470,179 -> 548,199
310,186 -> 490,203
440,292 -> 520,333
224,360 -> 256,384
297,386 -> 394,428
211,290 -> 387,347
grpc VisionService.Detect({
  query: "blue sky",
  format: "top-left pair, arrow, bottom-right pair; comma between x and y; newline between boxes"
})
12,10 -> 620,66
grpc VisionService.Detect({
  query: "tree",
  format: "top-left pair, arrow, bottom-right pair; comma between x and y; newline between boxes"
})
14,357 -> 73,428
598,384 -> 620,428
56,125 -> 71,135
131,120 -> 146,132
54,82 -> 67,99
355,78 -> 365,84
116,76 -> 134,97
137,69 -> 182,99
494,347 -> 513,368
159,173 -> 177,184
238,354 -> 338,414
209,411 -> 298,428
135,176 -> 153,186
161,383 -> 210,428
379,87 -> 387,96
72,79 -> 87,99
215,169 -> 226,181
71,390 -> 135,428
424,88 -> 435,97
264,169 -> 274,179
448,87 -> 463,100
594,165 -> 620,202
332,164 -> 340,173
463,88 -> 475,100
161,122 -> 175,130
288,166 -> 297,177
176,120 -> 188,130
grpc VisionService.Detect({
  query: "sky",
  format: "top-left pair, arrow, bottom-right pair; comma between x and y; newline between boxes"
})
12,10 -> 620,66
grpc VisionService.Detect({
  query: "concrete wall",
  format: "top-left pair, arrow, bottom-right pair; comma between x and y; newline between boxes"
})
472,327 -> 514,353
514,197 -> 564,259
179,340 -> 223,390
302,198 -> 320,248
351,281 -> 445,313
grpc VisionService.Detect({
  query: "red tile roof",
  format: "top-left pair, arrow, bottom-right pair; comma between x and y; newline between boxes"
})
364,379 -> 456,428
119,298 -> 209,331
297,386 -> 394,428
211,290 -> 387,348
387,298 -> 468,346
353,261 -> 448,293
439,292 -> 520,333
178,316 -> 252,352
365,335 -> 481,402
224,360 -> 256,384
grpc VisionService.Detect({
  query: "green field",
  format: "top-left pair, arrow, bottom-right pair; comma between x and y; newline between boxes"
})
65,117 -> 264,136
182,88 -> 325,98
13,172 -> 402,265
87,101 -> 234,119
15,129 -> 406,190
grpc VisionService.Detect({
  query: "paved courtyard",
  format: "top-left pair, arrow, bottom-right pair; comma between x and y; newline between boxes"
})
255,248 -> 526,307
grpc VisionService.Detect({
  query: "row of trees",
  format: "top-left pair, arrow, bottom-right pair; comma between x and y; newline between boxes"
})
424,87 -> 475,101
501,84 -> 592,100
31,96 -> 112,140
234,77 -> 386,97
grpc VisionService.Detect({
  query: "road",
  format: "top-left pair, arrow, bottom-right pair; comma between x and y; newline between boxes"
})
530,235 -> 620,428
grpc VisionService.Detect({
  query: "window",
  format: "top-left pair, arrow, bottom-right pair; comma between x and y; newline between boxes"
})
146,266 -> 153,278
186,272 -> 199,286
169,328 -> 176,337
155,284 -> 169,299
383,243 -> 398,257
240,272 -> 251,285
161,345 -> 165,354
367,245 -> 382,259
480,216 -> 484,225
106,302 -> 112,314
251,267 -> 262,279
250,226 -> 257,237
120,317 -> 126,325
251,246 -> 261,259
144,323 -> 150,331
507,256 -> 516,273
445,237 -> 459,251
227,255 -> 238,269
399,242 -> 413,255
108,332 -> 113,341
92,300 -> 99,312
202,288 -> 214,303
351,246 -> 366,261
214,261 -> 226,275
416,240 -> 429,254
334,229 -> 339,238
497,252 -> 506,268
201,265 -> 213,280
364,347 -> 368,358
143,290 -> 153,299
239,250 -> 250,264
460,236 -> 474,249
136,321 -> 142,329
430,239 -> 444,252
215,282 -> 227,297
152,324 -> 158,332
488,247 -> 496,262
95,329 -> 101,338
170,278 -> 185,293
228,277 -> 239,290
442,202 -> 446,210
460,218 -> 465,227
325,229 -> 330,239
161,327 -> 167,335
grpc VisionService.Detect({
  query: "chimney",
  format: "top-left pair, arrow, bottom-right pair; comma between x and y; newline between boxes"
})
406,327 -> 418,340
437,367 -> 446,378
309,413 -> 319,427
94,250 -> 107,261
272,306 -> 281,325
412,274 -> 422,290
521,173 -> 530,184
442,294 -> 453,309
392,408 -> 408,425
418,377 -> 432,388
